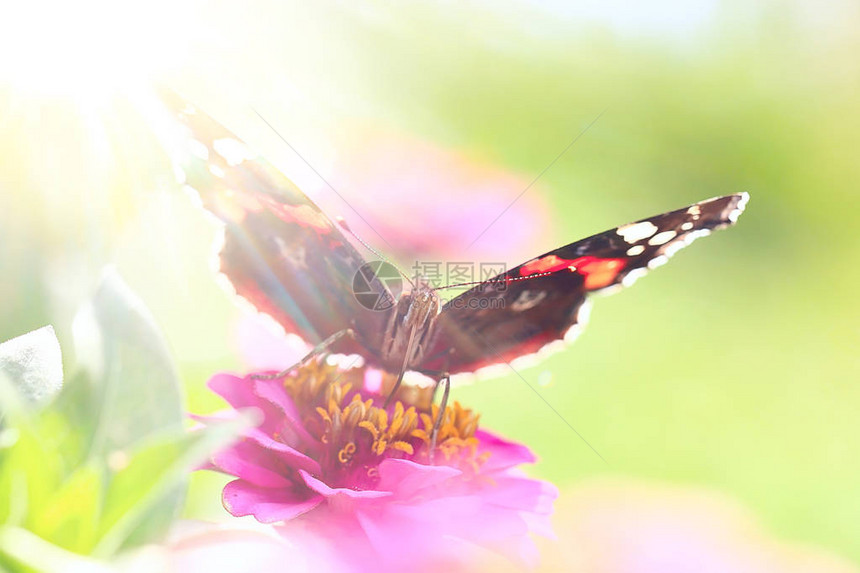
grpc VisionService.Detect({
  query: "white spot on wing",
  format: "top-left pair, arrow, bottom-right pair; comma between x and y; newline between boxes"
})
403,370 -> 436,388
664,228 -> 712,258
189,139 -> 209,160
208,164 -> 225,178
449,371 -> 477,386
539,340 -> 565,357
681,222 -> 694,231
728,192 -> 750,223
511,354 -> 542,371
617,221 -> 658,243
563,324 -> 583,343
663,240 -> 686,258
173,163 -> 187,185
576,299 -> 592,326
592,284 -> 624,296
473,363 -> 509,380
648,230 -> 677,246
647,255 -> 669,269
213,138 -> 256,166
626,245 -> 646,256
511,290 -> 547,311
622,267 -> 648,287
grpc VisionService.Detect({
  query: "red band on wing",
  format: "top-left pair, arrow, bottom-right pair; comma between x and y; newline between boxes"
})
264,199 -> 332,233
519,254 -> 572,275
570,256 -> 626,289
519,254 -> 625,289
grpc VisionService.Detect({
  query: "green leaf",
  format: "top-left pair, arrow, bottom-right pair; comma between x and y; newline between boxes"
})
66,271 -> 188,550
93,417 -> 247,557
30,464 -> 102,553
0,371 -> 27,432
72,270 -> 184,458
0,417 -> 64,528
0,526 -> 112,573
1,272 -> 246,559
0,272 -> 210,560
0,326 -> 63,409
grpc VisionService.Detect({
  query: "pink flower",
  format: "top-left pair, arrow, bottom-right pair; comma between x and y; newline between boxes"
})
159,521 -> 339,573
323,126 -> 554,266
543,480 -> 858,573
196,361 -> 556,571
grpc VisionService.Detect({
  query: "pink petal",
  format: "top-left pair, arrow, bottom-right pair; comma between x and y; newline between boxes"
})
206,375 -> 281,434
244,426 -> 320,474
353,496 -> 484,568
209,432 -> 321,487
168,524 -> 326,573
521,510 -> 556,540
222,480 -> 322,523
355,480 -> 546,566
299,470 -> 391,502
208,373 -> 260,409
414,501 -> 537,566
354,507 -> 441,566
376,458 -> 460,497
252,378 -> 302,419
480,473 -> 558,514
212,440 -> 293,487
253,378 -> 317,445
475,429 -> 537,471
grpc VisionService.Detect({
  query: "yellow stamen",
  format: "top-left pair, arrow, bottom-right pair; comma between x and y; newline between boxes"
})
280,361 -> 487,481
338,442 -> 356,464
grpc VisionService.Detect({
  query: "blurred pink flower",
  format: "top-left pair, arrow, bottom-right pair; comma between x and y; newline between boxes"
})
324,126 -> 553,266
196,361 -> 557,571
543,480 -> 858,573
158,521 -> 338,573
234,313 -> 310,372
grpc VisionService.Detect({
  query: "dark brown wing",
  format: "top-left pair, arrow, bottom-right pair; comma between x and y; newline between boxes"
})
421,193 -> 749,374
160,90 -> 394,351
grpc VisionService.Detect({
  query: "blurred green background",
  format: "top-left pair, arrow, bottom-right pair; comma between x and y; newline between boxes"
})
1,0 -> 858,568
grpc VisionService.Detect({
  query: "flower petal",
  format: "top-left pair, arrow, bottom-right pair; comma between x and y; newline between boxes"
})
480,472 -> 558,514
299,470 -> 391,502
222,480 -> 322,523
253,378 -> 317,445
376,458 -> 460,497
211,436 -> 320,488
474,429 -> 537,471
167,522 -> 321,573
388,499 -> 538,566
212,441 -> 291,487
208,373 -> 260,409
244,426 -> 321,474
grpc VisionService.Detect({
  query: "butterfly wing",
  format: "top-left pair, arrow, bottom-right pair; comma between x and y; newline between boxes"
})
161,91 -> 394,351
421,193 -> 749,374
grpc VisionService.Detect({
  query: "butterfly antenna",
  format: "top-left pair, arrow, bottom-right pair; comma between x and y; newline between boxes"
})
336,217 -> 415,289
433,271 -> 555,292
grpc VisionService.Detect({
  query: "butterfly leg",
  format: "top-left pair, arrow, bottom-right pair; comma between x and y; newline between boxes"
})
383,325 -> 418,408
250,328 -> 354,380
428,372 -> 451,464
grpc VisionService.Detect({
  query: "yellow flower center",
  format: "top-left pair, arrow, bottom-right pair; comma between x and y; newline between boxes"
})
281,361 -> 486,487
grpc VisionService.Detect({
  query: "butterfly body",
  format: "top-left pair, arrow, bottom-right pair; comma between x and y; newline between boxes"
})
162,91 -> 748,380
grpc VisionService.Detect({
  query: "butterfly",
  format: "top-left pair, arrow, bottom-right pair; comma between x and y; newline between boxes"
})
161,90 -> 748,390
